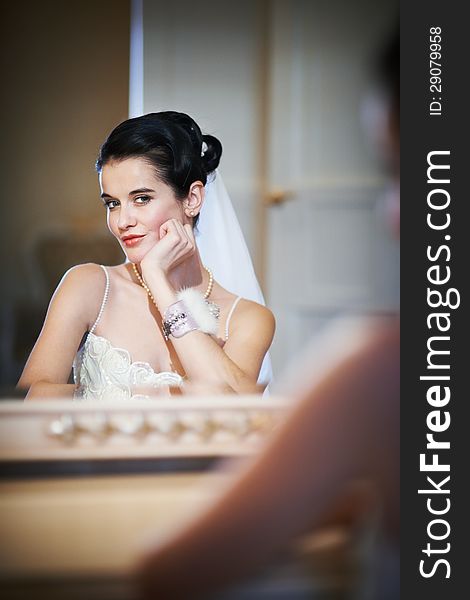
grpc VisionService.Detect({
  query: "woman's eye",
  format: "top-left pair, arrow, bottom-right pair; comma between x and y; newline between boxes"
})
134,195 -> 151,205
105,200 -> 120,210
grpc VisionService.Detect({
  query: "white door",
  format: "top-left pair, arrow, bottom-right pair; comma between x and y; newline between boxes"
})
264,0 -> 399,376
132,0 -> 399,381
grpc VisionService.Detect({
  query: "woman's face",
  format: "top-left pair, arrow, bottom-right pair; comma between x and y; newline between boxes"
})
100,157 -> 187,262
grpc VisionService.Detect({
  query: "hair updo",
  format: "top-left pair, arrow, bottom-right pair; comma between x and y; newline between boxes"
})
96,111 -> 223,226
375,27 -> 399,124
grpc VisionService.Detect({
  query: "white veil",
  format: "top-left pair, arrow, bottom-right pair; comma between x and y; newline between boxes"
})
196,171 -> 273,390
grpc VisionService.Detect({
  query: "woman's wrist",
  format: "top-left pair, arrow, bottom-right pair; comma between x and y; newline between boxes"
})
142,268 -> 177,313
162,288 -> 219,341
139,261 -> 166,283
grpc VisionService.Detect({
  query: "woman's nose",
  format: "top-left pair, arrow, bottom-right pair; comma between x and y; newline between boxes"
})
117,204 -> 137,230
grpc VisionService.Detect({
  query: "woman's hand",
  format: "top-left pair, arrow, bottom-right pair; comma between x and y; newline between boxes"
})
140,219 -> 196,277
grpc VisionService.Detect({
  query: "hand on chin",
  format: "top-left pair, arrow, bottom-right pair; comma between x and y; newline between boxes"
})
140,219 -> 195,276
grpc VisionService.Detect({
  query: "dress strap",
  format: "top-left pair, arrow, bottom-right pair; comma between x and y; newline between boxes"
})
89,265 -> 110,334
224,296 -> 242,341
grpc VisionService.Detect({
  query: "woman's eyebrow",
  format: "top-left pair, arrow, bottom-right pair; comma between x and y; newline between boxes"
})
128,187 -> 155,196
100,188 -> 155,199
100,187 -> 155,200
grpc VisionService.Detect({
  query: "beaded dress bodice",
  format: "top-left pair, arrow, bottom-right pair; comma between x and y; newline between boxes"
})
73,332 -> 184,401
72,266 -> 184,401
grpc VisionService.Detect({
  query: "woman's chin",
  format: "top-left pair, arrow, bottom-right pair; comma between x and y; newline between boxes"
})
122,248 -> 143,264
124,247 -> 153,265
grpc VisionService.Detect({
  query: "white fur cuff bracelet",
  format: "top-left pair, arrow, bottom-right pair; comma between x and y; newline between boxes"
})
175,288 -> 219,336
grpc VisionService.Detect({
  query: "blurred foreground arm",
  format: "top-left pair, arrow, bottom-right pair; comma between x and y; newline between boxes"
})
136,318 -> 399,598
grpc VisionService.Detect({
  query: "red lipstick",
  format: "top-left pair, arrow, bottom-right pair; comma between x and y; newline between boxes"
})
121,234 -> 145,247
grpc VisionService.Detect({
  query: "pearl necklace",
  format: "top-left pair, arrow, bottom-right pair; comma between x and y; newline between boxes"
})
132,263 -> 214,305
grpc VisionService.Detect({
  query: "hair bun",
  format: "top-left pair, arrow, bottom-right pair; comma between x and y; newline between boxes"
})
201,134 -> 222,173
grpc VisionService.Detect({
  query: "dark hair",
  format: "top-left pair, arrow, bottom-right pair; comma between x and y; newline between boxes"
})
96,111 -> 222,226
375,27 -> 399,125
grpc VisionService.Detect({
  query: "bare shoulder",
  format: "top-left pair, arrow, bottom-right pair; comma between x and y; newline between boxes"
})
18,264 -> 111,388
277,314 -> 398,396
315,314 -> 398,360
229,299 -> 275,344
56,263 -> 108,300
51,263 -> 109,327
61,262 -> 107,286
356,316 -> 399,374
236,299 -> 275,326
348,315 -> 399,362
329,316 -> 400,394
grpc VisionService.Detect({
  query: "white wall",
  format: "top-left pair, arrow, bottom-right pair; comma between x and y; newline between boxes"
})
139,0 -> 266,263
135,0 -> 399,377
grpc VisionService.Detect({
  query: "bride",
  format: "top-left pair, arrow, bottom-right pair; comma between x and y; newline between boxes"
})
18,111 -> 275,400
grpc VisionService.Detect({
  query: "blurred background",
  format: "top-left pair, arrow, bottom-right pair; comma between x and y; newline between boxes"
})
0,0 -> 399,388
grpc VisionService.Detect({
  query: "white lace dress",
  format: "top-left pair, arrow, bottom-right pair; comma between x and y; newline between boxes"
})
73,266 -> 184,402
73,265 -> 242,402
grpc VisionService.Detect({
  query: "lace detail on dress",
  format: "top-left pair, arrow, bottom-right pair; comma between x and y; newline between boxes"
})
73,334 -> 184,402
73,265 -> 183,401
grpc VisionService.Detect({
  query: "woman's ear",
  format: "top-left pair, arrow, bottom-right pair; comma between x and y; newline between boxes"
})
183,181 -> 204,218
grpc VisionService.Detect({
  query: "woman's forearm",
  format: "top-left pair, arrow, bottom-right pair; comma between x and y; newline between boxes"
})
145,270 -> 258,392
22,382 -> 76,401
173,330 -> 258,392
